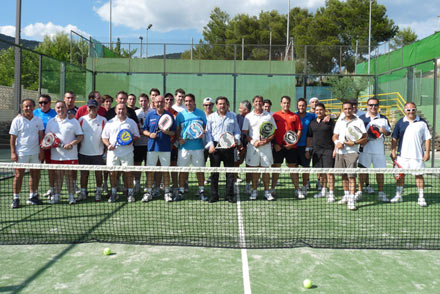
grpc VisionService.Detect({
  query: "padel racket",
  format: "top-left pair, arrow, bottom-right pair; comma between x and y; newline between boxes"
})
368,125 -> 382,140
184,121 -> 204,139
116,129 -> 133,146
156,114 -> 173,133
392,158 -> 404,180
345,122 -> 363,142
259,121 -> 275,139
216,132 -> 235,149
41,132 -> 63,149
284,130 -> 298,145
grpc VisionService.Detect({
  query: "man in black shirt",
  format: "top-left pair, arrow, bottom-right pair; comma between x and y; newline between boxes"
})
105,91 -> 140,125
306,103 -> 336,202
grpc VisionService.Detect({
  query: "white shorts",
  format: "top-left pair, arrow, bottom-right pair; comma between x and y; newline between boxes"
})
358,152 -> 386,168
177,149 -> 205,167
18,153 -> 40,164
106,152 -> 134,166
396,156 -> 425,176
147,151 -> 171,166
245,145 -> 273,167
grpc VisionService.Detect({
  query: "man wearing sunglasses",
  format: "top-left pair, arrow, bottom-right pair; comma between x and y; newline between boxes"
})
357,97 -> 392,202
391,102 -> 431,207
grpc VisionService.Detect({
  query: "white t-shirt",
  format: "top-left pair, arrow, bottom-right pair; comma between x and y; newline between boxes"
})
78,115 -> 107,156
9,115 -> 44,156
334,116 -> 367,155
399,116 -> 432,160
172,104 -> 186,113
242,110 -> 276,156
102,117 -> 140,158
134,108 -> 150,146
46,116 -> 83,161
361,113 -> 391,155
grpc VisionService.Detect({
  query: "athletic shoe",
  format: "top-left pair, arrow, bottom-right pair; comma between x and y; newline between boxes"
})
347,195 -> 356,210
377,192 -> 389,202
264,191 -> 275,201
164,192 -> 173,202
142,192 -> 152,202
77,191 -> 87,201
27,195 -> 42,205
44,189 -> 53,199
152,188 -> 161,198
68,195 -> 76,205
305,180 -> 310,190
204,176 -> 211,185
50,194 -> 60,204
245,183 -> 251,195
128,195 -> 135,203
108,194 -> 117,203
316,179 -> 322,191
236,176 -> 243,183
11,198 -> 20,209
200,191 -> 208,201
172,188 -> 179,199
390,195 -> 402,203
74,185 -> 81,195
313,190 -> 326,198
365,185 -> 374,194
174,191 -> 184,201
327,193 -> 335,203
95,190 -> 102,202
297,189 -> 305,199
338,195 -> 348,205
417,197 -> 427,207
249,190 -> 257,200
354,191 -> 363,202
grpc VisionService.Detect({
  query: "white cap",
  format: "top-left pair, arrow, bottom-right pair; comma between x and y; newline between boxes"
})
203,97 -> 213,104
309,97 -> 319,103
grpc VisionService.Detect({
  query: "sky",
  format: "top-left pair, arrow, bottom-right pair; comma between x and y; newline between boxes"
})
0,0 -> 439,52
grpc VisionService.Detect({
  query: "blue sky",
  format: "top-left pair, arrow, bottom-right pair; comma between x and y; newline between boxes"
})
0,0 -> 439,52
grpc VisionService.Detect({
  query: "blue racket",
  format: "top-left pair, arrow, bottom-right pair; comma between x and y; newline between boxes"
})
116,129 -> 133,146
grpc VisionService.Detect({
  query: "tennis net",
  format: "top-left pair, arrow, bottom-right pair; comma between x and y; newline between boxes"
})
1,163 -> 439,249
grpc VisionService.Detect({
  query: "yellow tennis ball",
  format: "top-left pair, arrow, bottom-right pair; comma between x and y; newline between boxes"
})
303,279 -> 312,289
103,248 -> 111,255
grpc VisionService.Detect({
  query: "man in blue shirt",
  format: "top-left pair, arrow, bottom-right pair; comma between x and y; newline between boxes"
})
206,96 -> 241,203
142,95 -> 176,202
175,94 -> 207,201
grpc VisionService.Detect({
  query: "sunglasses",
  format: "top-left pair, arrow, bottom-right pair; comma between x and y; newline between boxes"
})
368,104 -> 379,107
203,104 -> 212,107
405,108 -> 417,112
39,101 -> 49,105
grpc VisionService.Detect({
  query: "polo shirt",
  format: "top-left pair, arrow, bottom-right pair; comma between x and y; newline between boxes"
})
296,112 -> 316,146
33,108 -> 56,129
176,108 -> 207,150
144,110 -> 176,152
9,115 -> 44,156
392,116 -> 431,160
102,117 -> 140,158
307,118 -> 335,152
46,116 -> 83,160
272,110 -> 302,146
359,112 -> 391,155
78,115 -> 107,156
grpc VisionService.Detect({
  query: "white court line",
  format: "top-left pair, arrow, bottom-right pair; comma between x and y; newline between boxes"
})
236,192 -> 251,294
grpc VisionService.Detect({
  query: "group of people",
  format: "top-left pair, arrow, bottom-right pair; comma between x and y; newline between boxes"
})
9,90 -> 432,210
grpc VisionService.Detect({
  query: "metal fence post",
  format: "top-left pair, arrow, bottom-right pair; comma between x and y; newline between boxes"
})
60,61 -> 65,98
38,54 -> 42,96
233,45 -> 237,112
432,59 -> 438,167
163,44 -> 167,95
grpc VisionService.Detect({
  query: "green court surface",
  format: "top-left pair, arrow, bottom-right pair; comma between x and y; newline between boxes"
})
1,244 -> 439,293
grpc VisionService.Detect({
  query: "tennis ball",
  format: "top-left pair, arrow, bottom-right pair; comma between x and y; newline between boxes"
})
303,279 -> 312,289
103,248 -> 111,255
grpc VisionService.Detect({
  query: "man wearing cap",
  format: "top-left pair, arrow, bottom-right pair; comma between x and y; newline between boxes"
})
75,91 -> 107,119
78,99 -> 107,201
10,99 -> 45,208
309,97 -> 319,114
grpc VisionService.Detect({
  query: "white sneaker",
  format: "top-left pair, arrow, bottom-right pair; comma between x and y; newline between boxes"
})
378,192 -> 389,202
50,194 -> 60,204
327,193 -> 335,203
314,189 -> 326,198
77,191 -> 87,201
264,191 -> 275,201
347,195 -> 356,210
249,190 -> 257,200
354,191 -> 362,202
365,185 -> 374,194
338,195 -> 348,204
95,190 -> 102,202
68,194 -> 76,205
390,195 -> 402,203
297,189 -> 305,199
164,192 -> 173,202
44,189 -> 53,199
142,192 -> 152,202
418,197 -> 427,207
128,195 -> 135,203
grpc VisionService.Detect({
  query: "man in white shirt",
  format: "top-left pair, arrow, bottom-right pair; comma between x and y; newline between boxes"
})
172,88 -> 186,113
78,99 -> 107,201
45,101 -> 84,205
133,93 -> 150,193
102,103 -> 140,203
332,101 -> 367,210
9,99 -> 45,208
391,102 -> 431,207
242,95 -> 276,200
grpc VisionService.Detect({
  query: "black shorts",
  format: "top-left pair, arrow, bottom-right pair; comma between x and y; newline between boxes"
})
296,146 -> 311,167
78,153 -> 105,165
171,149 -> 178,162
312,150 -> 334,168
273,148 -> 298,165
134,146 -> 147,163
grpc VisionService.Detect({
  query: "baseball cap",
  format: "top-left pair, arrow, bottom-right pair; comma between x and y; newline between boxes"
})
87,99 -> 98,107
67,109 -> 76,116
203,97 -> 213,105
309,97 -> 319,103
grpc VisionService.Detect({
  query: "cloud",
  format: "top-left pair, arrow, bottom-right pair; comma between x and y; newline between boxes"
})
398,18 -> 440,39
0,22 -> 90,41
93,0 -> 326,32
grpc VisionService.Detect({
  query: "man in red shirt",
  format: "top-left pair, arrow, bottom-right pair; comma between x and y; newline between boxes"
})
75,91 -> 107,119
272,96 -> 304,199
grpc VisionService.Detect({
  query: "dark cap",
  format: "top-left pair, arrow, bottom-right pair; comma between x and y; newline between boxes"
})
87,99 -> 98,108
67,109 -> 76,116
